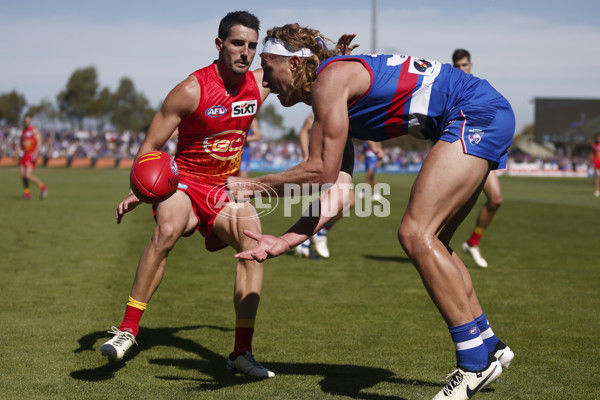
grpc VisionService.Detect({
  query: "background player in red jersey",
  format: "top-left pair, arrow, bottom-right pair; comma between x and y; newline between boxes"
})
19,114 -> 48,200
591,132 -> 600,197
100,11 -> 275,377
453,49 -> 503,268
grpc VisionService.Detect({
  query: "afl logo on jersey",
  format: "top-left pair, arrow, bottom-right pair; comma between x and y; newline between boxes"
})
413,58 -> 432,73
203,130 -> 246,160
232,100 -> 258,117
205,105 -> 227,118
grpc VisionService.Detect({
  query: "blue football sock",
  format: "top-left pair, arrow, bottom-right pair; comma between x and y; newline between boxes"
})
475,312 -> 500,353
449,320 -> 489,371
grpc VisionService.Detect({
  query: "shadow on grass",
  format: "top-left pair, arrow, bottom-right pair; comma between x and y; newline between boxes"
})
156,358 -> 441,400
71,325 -> 229,381
71,325 -> 445,400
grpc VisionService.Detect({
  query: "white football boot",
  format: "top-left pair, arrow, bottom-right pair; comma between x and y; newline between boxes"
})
462,242 -> 488,268
312,229 -> 330,259
294,239 -> 311,258
493,341 -> 514,369
372,191 -> 384,203
226,352 -> 275,378
432,357 -> 502,400
100,326 -> 137,361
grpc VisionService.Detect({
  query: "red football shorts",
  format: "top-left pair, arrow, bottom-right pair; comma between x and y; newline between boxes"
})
20,152 -> 36,168
154,176 -> 230,252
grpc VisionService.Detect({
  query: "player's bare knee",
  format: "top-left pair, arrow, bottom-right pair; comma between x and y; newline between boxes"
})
464,281 -> 475,300
486,195 -> 503,212
397,219 -> 421,258
153,221 -> 180,250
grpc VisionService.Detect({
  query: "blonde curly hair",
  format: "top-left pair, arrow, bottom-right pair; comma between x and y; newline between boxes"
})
263,23 -> 337,100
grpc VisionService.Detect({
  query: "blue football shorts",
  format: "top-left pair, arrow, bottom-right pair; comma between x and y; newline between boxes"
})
439,99 -> 515,169
239,146 -> 251,173
365,154 -> 378,171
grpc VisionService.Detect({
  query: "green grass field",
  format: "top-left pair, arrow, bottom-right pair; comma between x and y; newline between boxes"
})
1,167 -> 599,399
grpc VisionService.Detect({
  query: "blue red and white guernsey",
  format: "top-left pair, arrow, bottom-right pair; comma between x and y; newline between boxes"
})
316,54 -> 515,169
177,63 -> 261,185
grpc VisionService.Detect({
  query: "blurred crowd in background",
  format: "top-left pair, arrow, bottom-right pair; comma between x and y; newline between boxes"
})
0,124 -> 593,176
0,125 -> 427,172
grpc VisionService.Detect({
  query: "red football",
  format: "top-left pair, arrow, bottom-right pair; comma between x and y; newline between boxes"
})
130,151 -> 179,204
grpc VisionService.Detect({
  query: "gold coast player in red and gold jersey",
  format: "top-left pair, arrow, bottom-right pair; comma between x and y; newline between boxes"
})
19,115 -> 48,200
592,132 -> 600,197
100,11 -> 275,377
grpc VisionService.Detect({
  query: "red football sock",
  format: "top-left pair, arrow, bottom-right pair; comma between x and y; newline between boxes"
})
467,228 -> 484,247
118,296 -> 147,337
233,319 -> 255,357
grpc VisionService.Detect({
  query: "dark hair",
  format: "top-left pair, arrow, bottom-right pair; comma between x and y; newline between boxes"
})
218,11 -> 260,40
452,48 -> 471,64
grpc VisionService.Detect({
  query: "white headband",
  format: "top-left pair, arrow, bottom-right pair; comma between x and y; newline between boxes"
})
262,36 -> 327,57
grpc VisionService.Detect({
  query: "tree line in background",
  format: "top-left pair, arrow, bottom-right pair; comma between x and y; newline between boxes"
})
0,66 -> 157,132
0,65 -> 437,152
0,64 -> 294,142
0,63 -> 463,155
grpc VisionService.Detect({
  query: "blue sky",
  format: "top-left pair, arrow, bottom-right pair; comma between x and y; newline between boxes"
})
2,0 -> 600,136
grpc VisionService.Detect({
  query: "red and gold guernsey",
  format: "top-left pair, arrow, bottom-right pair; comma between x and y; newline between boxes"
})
176,63 -> 261,185
21,125 -> 38,153
593,142 -> 600,161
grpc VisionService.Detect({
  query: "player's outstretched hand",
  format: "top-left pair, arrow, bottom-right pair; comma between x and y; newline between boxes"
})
335,33 -> 359,55
234,230 -> 291,262
116,193 -> 142,224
